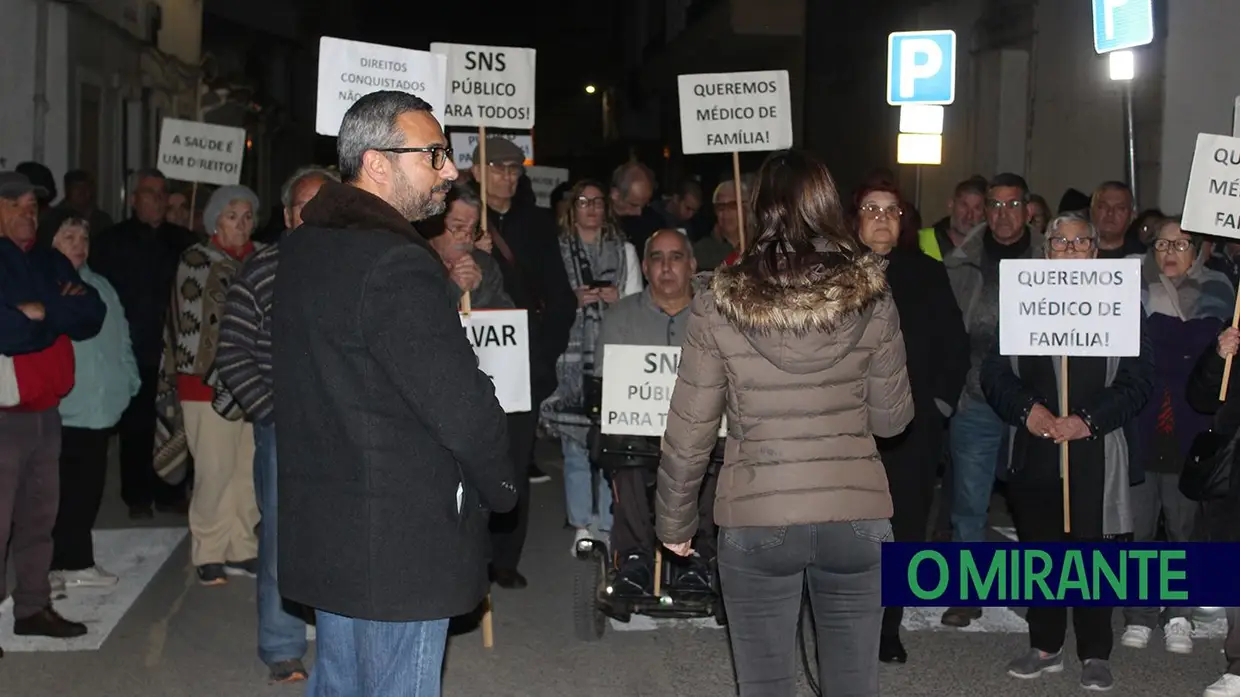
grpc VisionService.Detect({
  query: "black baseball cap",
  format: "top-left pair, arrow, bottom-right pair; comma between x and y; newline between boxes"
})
0,171 -> 49,200
471,137 -> 526,166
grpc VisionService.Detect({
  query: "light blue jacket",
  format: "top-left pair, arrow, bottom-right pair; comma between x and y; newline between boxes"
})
59,266 -> 140,429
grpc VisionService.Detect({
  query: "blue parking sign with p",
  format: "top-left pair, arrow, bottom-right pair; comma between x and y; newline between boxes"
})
1091,0 -> 1154,54
887,30 -> 957,106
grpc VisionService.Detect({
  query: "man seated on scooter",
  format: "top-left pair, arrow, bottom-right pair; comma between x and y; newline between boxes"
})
589,228 -> 719,596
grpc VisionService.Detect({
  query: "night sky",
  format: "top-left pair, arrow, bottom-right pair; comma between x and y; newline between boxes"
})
355,0 -> 621,101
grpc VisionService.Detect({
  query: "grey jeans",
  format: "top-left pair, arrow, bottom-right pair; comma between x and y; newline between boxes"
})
1123,473 -> 1196,628
0,410 -> 61,619
717,519 -> 888,697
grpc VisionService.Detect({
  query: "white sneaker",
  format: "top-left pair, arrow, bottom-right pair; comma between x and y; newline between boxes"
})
1205,673 -> 1240,697
571,527 -> 592,556
1165,617 -> 1193,654
56,566 -> 119,589
1120,624 -> 1151,649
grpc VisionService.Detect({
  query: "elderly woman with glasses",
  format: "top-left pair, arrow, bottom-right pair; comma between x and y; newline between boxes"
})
1120,216 -> 1235,653
850,179 -> 969,664
155,184 -> 265,587
421,186 -> 512,309
981,211 -> 1154,691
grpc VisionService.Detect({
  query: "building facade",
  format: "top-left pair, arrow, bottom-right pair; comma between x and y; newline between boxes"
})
631,0 -> 1240,218
0,0 -> 202,219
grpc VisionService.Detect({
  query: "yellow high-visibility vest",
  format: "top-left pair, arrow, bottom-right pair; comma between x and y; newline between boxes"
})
918,227 -> 943,261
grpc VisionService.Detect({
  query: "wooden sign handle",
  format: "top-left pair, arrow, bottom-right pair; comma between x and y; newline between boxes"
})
1060,355 -> 1071,534
1220,288 -> 1240,401
732,151 -> 745,253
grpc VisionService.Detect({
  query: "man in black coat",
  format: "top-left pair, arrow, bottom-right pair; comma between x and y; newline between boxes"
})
272,91 -> 517,696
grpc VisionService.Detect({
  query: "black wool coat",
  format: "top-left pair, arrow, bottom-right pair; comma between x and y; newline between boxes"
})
272,181 -> 518,622
873,247 -> 970,472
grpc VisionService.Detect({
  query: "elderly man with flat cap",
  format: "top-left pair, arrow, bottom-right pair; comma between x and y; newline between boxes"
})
0,170 -> 106,654
467,137 -> 577,588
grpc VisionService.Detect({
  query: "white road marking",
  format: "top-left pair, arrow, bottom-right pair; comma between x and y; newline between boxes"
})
0,528 -> 186,652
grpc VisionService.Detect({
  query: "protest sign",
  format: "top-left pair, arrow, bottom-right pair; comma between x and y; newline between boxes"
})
526,165 -> 570,208
461,309 -> 530,413
430,43 -> 536,130
998,259 -> 1142,358
157,119 -> 246,186
316,37 -> 447,137
677,70 -> 793,155
449,131 -> 533,169
601,345 -> 726,437
1183,133 -> 1240,240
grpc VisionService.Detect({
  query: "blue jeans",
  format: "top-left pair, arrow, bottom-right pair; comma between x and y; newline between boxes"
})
562,437 -> 611,532
948,398 -> 1005,543
253,422 -> 306,665
306,610 -> 449,697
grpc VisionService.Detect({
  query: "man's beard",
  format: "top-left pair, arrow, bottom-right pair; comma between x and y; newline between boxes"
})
392,168 -> 448,221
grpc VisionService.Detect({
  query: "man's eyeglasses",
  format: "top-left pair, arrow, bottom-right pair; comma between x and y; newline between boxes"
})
987,199 -> 1025,210
1048,236 -> 1097,252
859,204 -> 902,220
1154,238 -> 1194,253
373,146 -> 453,171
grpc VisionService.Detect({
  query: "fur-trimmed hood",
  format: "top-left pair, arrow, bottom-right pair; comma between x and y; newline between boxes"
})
299,180 -> 433,252
710,251 -> 891,374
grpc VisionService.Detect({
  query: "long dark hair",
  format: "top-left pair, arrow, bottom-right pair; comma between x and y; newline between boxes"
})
738,149 -> 858,286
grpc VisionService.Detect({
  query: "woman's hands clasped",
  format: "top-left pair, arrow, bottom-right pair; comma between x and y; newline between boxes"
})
1025,403 -> 1092,444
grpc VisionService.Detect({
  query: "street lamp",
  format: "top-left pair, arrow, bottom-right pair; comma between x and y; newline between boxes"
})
1108,50 -> 1137,203
585,84 -> 596,95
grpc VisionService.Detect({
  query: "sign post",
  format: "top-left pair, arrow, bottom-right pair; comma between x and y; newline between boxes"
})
676,70 -> 794,253
431,42 -> 537,315
887,30 -> 956,213
999,258 -> 1143,532
1091,0 -> 1154,205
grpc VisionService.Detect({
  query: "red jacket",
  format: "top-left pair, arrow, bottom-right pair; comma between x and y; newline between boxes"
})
5,335 -> 75,412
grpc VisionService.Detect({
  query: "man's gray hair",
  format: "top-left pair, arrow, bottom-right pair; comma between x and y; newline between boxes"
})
643,228 -> 694,259
128,167 -> 166,192
451,183 -> 481,210
337,91 -> 435,183
1044,210 -> 1097,244
203,184 -> 260,235
712,174 -> 755,205
611,161 -> 657,197
280,165 -> 340,209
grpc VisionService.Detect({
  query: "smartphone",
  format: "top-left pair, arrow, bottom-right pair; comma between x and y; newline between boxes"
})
588,280 -> 615,290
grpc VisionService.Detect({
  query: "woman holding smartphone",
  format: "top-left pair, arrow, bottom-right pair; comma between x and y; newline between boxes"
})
540,179 -> 642,554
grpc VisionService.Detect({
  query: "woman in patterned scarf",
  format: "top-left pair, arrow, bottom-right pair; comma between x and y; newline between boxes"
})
541,179 -> 642,554
154,185 -> 264,587
1122,216 -> 1234,653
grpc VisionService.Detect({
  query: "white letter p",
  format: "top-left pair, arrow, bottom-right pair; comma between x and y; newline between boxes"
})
899,39 -> 943,99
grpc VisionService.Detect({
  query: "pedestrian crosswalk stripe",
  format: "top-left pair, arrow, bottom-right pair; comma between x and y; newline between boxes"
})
0,528 -> 186,652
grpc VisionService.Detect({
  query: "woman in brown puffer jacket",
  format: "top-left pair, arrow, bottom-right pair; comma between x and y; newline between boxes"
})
655,149 -> 914,697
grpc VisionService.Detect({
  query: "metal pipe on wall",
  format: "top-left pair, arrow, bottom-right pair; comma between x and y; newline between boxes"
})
32,0 -> 49,163
1122,81 -> 1138,207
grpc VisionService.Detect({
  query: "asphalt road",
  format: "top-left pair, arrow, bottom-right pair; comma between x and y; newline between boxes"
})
1,440 -> 1230,697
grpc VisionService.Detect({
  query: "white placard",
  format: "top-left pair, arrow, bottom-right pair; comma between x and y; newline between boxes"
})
601,345 -> 726,437
999,259 -> 1142,357
526,165 -> 570,209
430,42 -> 536,130
449,131 -> 533,170
461,309 -> 530,413
677,70 -> 793,155
156,118 -> 246,186
1182,133 -> 1240,240
316,37 -> 448,137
